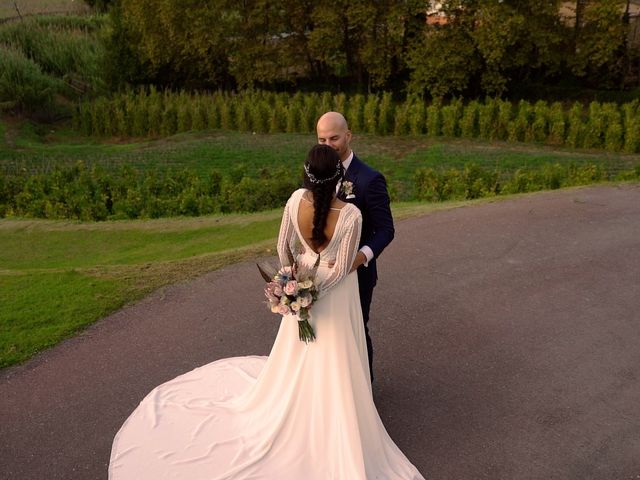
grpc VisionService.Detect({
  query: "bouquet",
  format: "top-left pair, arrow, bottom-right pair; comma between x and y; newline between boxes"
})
258,257 -> 320,343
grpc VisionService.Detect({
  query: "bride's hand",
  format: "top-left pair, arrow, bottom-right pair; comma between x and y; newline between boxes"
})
350,252 -> 367,273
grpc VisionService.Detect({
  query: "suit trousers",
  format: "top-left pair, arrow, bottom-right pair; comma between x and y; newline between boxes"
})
357,268 -> 375,383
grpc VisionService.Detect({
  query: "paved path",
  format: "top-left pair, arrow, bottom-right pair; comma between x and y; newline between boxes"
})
2,184 -> 640,480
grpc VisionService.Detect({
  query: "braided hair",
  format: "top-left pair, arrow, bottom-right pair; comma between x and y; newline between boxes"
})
302,144 -> 344,249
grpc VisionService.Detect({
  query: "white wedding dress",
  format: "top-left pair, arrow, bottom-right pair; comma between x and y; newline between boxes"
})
109,188 -> 425,480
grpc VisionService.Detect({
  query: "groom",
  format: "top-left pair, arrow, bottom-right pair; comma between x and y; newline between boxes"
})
316,112 -> 395,383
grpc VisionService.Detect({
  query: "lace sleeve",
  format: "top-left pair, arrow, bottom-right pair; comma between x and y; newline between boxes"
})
316,206 -> 362,299
276,196 -> 296,268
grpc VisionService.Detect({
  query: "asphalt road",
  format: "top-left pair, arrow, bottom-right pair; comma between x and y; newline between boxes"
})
2,184 -> 639,480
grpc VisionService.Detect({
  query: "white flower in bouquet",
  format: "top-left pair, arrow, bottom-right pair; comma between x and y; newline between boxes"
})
297,292 -> 313,308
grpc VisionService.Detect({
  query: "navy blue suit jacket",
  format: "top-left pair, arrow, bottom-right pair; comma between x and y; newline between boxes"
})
340,154 -> 395,289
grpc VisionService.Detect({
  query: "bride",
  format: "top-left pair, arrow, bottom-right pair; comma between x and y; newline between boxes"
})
109,145 -> 425,479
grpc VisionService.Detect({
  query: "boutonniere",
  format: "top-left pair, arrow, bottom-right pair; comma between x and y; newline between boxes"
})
340,180 -> 355,199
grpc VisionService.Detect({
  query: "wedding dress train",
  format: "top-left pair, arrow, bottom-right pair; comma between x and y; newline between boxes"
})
109,189 -> 425,479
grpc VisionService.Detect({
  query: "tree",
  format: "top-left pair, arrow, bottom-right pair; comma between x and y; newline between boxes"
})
107,0 -> 233,88
407,22 -> 479,98
407,0 -> 563,98
570,0 -> 628,88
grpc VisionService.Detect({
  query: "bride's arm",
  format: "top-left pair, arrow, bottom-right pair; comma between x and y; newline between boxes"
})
276,198 -> 295,267
316,207 -> 362,299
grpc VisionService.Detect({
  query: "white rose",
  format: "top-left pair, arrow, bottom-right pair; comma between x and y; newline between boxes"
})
297,293 -> 312,308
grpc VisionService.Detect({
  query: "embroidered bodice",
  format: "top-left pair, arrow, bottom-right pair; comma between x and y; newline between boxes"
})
277,188 -> 362,298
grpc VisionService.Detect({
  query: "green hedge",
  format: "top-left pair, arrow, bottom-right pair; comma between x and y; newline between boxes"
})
0,161 -> 300,221
75,91 -> 640,153
414,162 -> 639,202
2,160 -> 638,221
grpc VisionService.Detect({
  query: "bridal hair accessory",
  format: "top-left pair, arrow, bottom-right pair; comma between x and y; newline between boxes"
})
258,255 -> 321,343
304,162 -> 341,184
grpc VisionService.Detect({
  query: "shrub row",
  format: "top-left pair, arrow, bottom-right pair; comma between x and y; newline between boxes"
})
73,89 -> 397,138
414,162 -> 640,202
2,161 -> 638,221
75,91 -> 640,153
0,162 -> 299,221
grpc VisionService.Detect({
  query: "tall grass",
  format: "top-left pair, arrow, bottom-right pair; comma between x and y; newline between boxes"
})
0,45 -> 64,112
0,15 -> 104,114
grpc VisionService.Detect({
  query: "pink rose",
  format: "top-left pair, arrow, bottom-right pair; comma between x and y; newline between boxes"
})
265,291 -> 279,304
273,284 -> 283,296
284,280 -> 298,296
277,304 -> 290,316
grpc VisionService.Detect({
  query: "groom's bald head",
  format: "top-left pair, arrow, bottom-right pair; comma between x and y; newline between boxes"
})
317,112 -> 352,162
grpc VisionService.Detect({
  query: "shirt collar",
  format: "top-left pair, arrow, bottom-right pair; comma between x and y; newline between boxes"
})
342,151 -> 354,173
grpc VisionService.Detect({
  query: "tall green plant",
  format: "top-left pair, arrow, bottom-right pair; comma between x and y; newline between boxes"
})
495,100 -> 512,141
603,103 -> 623,152
364,94 -> 379,134
622,100 -> 640,153
377,92 -> 394,135
583,101 -> 605,149
529,100 -> 549,143
547,102 -> 565,146
460,100 -> 480,138
478,99 -> 497,140
508,100 -> 532,142
441,98 -> 463,137
426,101 -> 442,137
347,94 -> 365,133
566,102 -> 585,148
408,97 -> 426,135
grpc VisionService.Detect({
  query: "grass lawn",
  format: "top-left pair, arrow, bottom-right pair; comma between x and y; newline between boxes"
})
0,211 -> 283,368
